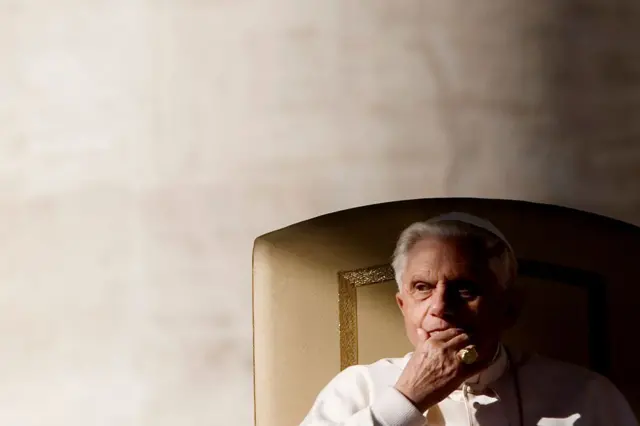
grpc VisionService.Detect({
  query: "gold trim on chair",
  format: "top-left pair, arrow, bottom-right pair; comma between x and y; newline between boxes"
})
338,264 -> 396,370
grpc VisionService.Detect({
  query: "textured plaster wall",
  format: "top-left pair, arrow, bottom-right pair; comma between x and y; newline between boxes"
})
1,1 -> 639,425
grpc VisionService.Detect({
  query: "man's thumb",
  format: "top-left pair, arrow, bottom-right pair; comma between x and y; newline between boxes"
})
416,328 -> 427,342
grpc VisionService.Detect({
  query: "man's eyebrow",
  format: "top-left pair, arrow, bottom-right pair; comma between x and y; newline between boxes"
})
408,274 -> 435,284
447,278 -> 479,286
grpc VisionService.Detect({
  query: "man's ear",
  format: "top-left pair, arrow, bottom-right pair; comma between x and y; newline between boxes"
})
502,283 -> 525,329
395,291 -> 405,311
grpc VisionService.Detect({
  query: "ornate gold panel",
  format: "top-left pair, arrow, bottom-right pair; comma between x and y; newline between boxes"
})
338,265 -> 395,370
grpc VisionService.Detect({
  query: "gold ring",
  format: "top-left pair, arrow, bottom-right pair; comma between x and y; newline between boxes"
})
457,346 -> 478,364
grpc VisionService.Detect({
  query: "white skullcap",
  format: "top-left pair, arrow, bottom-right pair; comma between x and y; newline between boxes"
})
427,211 -> 515,256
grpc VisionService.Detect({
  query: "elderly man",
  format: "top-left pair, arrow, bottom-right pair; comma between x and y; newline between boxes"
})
301,212 -> 637,425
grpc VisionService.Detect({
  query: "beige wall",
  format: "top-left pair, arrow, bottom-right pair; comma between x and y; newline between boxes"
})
1,1 -> 639,425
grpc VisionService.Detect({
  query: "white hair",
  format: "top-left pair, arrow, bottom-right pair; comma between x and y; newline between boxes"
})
391,216 -> 518,291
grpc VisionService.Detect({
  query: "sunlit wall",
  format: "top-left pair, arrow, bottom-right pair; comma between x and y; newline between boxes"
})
1,1 -> 639,425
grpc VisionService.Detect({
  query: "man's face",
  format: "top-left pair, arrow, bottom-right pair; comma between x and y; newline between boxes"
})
396,236 -> 511,351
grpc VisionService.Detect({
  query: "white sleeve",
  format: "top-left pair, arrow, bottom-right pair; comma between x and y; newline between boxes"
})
584,374 -> 639,426
300,366 -> 426,426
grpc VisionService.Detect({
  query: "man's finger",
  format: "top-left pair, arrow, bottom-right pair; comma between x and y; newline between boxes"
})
416,328 -> 428,342
428,328 -> 464,342
444,333 -> 471,350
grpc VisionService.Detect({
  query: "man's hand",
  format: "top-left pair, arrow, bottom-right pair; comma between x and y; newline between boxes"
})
393,328 -> 489,412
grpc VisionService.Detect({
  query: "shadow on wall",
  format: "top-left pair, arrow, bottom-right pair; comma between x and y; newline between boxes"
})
542,0 -> 640,221
385,1 -> 640,224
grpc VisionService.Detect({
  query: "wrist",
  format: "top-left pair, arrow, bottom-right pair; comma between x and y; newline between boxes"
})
393,384 -> 434,413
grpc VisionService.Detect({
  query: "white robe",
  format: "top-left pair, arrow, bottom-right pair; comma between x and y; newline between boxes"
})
301,345 -> 638,425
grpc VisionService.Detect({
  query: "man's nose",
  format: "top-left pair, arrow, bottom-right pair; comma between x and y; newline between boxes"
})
428,283 -> 450,318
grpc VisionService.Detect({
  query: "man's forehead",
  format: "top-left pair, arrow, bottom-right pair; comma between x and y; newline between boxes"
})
408,236 -> 485,259
406,257 -> 490,277
405,237 -> 492,274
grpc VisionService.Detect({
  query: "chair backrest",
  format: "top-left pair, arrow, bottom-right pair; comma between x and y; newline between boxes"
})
252,198 -> 640,426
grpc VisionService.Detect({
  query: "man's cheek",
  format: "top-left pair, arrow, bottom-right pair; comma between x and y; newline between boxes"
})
413,305 -> 428,327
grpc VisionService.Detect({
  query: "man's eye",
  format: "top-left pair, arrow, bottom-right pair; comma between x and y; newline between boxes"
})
414,283 -> 431,292
458,287 -> 478,299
